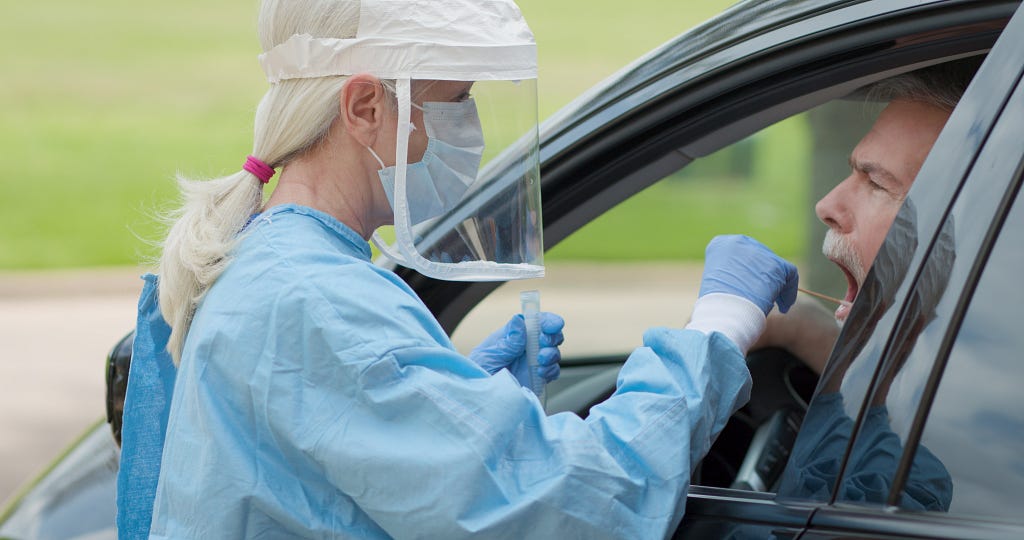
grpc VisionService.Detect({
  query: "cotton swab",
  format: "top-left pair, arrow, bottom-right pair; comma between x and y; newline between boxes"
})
798,287 -> 853,307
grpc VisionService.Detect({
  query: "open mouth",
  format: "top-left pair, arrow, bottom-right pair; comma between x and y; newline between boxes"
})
822,229 -> 863,322
834,261 -> 859,321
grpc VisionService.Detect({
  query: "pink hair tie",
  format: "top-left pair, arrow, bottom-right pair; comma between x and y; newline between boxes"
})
243,155 -> 275,184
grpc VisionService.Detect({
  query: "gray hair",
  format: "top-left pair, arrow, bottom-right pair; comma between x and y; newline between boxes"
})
866,56 -> 984,112
158,0 -> 361,365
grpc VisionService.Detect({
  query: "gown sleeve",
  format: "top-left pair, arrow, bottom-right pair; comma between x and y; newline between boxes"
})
273,308 -> 751,539
148,249 -> 755,539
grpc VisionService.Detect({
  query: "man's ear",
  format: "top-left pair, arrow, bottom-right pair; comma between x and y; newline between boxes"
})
340,73 -> 389,147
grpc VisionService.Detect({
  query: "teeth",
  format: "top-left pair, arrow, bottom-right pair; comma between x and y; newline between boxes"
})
835,303 -> 851,321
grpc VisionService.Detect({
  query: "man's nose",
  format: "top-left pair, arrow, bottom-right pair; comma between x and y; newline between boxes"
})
816,177 -> 851,232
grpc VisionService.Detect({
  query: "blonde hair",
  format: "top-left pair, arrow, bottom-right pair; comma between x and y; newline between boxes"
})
158,0 -> 360,364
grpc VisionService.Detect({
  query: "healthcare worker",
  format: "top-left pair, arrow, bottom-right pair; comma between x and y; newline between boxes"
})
116,0 -> 800,538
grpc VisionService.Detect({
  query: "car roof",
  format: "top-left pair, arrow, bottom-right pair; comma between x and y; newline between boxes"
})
539,0 -> 858,141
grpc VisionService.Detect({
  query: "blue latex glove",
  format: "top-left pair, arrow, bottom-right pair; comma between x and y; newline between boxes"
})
699,235 -> 799,315
470,312 -> 565,386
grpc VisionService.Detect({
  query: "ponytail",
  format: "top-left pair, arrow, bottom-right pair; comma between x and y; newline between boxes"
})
158,0 -> 360,364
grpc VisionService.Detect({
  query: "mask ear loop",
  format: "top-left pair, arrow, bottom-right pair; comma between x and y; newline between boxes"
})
366,146 -> 386,169
371,78 -> 413,266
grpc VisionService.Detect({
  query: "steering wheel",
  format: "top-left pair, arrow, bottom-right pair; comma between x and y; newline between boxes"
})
546,347 -> 817,491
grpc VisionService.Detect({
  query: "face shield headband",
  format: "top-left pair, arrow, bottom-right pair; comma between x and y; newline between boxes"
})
258,0 -> 538,83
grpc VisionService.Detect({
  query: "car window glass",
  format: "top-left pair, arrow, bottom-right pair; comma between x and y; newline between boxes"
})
803,202 -> 957,513
891,177 -> 1024,521
774,196 -> 928,505
775,55 -> 992,506
800,53 -> 1022,517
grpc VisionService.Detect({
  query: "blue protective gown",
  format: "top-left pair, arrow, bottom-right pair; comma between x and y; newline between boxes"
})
117,273 -> 175,538
128,204 -> 750,539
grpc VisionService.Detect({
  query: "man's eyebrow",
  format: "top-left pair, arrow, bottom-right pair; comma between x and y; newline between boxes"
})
849,156 -> 899,186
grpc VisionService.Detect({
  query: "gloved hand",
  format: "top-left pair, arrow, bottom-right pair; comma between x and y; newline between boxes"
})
469,313 -> 565,387
699,235 -> 799,315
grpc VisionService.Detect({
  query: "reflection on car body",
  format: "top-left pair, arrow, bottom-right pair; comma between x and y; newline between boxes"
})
778,202 -> 956,511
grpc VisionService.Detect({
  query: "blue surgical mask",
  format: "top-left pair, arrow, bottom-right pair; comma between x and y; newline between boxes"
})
370,98 -> 485,225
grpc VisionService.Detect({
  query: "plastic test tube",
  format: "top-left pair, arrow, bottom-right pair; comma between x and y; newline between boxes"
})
520,290 -> 546,406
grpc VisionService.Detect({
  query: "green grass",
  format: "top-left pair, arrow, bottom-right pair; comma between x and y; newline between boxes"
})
0,0 -> 741,269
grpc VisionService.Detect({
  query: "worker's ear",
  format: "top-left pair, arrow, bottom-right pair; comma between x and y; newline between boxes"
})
340,73 -> 391,147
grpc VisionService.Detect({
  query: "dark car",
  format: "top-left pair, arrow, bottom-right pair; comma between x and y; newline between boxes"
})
4,0 -> 1024,537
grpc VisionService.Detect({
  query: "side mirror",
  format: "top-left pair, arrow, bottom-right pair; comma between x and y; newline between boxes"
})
105,331 -> 133,447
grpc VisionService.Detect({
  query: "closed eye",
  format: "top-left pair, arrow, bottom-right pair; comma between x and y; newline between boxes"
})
850,156 -> 898,194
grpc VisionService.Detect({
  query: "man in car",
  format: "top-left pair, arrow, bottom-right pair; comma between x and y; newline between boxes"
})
754,58 -> 980,373
752,59 -> 982,511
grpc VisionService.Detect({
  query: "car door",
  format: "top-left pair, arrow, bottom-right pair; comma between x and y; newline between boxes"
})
799,4 -> 1024,537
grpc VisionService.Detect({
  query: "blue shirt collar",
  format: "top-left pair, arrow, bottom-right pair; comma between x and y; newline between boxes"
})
256,204 -> 373,261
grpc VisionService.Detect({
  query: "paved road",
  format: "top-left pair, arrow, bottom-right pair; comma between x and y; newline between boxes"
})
0,263 -> 701,507
0,268 -> 142,506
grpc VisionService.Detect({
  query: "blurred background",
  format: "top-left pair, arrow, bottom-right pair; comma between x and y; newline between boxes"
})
0,0 -> 754,271
2,0 -> 827,506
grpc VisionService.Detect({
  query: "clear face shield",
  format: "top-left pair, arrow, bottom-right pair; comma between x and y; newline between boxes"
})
371,78 -> 542,281
258,0 -> 540,280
